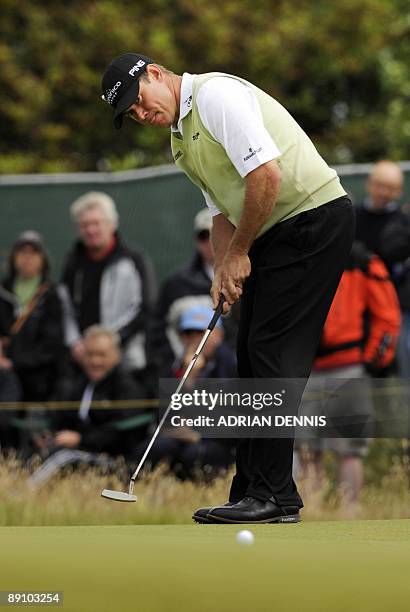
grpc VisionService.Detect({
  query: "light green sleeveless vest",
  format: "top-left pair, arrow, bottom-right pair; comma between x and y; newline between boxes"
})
171,73 -> 346,237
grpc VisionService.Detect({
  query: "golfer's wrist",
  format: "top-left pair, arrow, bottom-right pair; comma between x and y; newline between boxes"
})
226,244 -> 249,257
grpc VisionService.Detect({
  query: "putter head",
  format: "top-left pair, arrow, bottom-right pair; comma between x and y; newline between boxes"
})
101,489 -> 137,503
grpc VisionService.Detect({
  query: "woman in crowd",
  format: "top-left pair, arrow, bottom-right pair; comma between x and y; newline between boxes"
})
0,231 -> 63,402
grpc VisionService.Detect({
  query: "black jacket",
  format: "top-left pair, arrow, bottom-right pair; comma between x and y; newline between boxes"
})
150,251 -> 213,367
378,220 -> 410,311
355,202 -> 405,259
54,366 -> 150,455
0,279 -> 64,401
355,202 -> 410,310
0,370 -> 22,403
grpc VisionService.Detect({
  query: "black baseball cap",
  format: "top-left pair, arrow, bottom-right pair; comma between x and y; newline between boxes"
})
101,53 -> 153,129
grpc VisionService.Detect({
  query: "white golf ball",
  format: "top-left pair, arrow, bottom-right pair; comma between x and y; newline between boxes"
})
236,530 -> 255,545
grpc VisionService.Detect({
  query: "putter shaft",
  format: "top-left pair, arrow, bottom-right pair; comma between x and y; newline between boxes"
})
129,328 -> 212,493
128,296 -> 225,492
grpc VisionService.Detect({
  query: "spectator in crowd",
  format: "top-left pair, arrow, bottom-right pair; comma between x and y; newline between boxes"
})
355,160 -> 410,376
150,208 -> 238,370
139,304 -> 236,479
298,242 -> 401,511
355,160 -> 404,256
0,369 -> 22,453
0,231 -> 63,401
59,191 -> 156,386
167,304 -> 237,380
29,326 -> 152,486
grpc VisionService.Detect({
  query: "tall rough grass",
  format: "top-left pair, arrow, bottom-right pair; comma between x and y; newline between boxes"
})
0,455 -> 409,526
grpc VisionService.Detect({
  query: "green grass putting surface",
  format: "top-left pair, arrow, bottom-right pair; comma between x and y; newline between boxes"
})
0,520 -> 409,612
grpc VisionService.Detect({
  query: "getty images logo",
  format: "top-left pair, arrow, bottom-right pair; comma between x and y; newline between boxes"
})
129,59 -> 146,77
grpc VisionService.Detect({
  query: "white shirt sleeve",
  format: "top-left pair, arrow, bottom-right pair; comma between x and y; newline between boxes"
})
196,77 -> 281,178
200,189 -> 222,217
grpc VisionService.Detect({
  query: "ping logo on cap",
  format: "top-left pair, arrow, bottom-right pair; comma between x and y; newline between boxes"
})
129,59 -> 146,77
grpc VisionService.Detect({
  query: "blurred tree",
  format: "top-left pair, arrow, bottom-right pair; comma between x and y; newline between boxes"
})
0,0 -> 408,173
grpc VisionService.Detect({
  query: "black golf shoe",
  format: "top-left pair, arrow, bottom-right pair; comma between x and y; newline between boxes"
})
193,502 -> 235,524
206,496 -> 301,524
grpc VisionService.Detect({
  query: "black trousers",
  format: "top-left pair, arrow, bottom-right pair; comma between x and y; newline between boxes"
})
230,196 -> 355,506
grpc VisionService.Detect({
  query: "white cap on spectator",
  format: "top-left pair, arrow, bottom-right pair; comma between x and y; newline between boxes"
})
194,208 -> 212,234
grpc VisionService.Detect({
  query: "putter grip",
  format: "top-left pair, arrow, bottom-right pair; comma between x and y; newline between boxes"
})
208,295 -> 225,330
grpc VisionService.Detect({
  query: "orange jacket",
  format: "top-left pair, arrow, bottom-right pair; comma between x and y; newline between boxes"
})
314,243 -> 401,371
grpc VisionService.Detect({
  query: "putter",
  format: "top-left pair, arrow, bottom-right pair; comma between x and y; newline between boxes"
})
101,294 -> 226,502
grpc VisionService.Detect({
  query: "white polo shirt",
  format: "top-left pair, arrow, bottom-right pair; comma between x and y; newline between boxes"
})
172,73 -> 281,216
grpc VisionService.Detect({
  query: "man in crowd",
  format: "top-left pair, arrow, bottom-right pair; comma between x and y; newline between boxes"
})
59,191 -> 156,384
100,53 -> 354,523
355,160 -> 404,256
29,326 -> 151,486
355,160 -> 410,376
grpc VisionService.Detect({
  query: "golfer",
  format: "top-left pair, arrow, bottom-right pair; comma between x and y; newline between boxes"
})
101,54 -> 354,524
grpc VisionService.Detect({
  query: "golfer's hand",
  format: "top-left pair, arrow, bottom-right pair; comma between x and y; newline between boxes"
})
211,270 -> 230,314
217,252 -> 251,305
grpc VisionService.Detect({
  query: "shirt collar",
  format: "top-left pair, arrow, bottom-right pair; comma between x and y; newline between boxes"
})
171,72 -> 196,134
